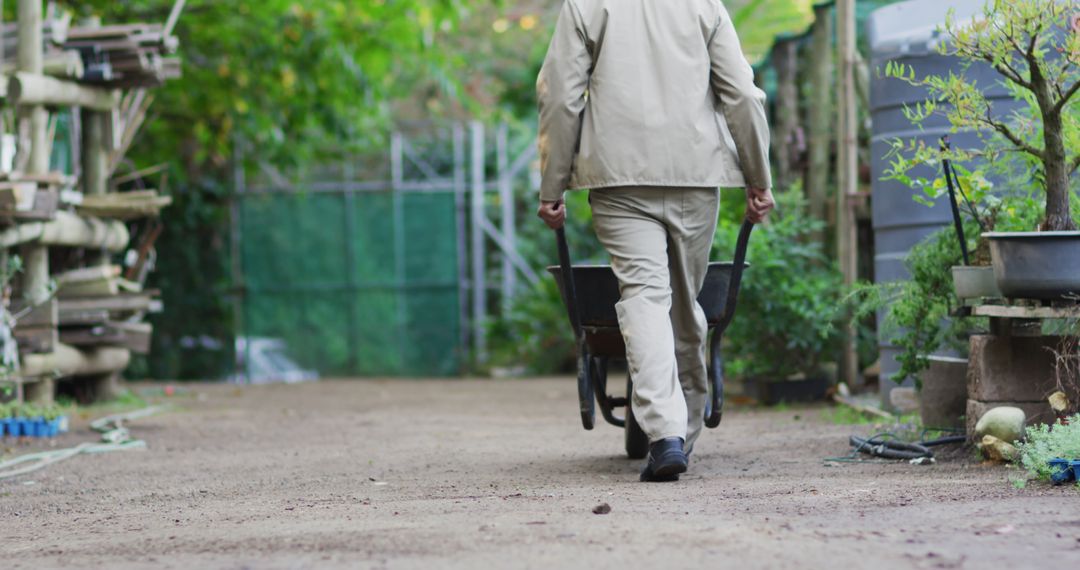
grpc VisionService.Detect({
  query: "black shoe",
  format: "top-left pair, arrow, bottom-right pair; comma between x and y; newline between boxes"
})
640,437 -> 688,482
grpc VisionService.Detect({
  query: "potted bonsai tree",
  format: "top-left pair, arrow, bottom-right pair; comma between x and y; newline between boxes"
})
884,0 -> 1080,299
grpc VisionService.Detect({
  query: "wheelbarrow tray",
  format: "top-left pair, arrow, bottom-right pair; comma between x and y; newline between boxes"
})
547,262 -> 745,358
547,261 -> 744,327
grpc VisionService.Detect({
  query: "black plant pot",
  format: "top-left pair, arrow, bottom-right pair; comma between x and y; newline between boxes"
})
985,232 -> 1080,299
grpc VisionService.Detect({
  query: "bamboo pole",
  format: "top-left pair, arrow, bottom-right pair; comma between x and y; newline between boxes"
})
21,343 -> 131,378
469,121 -> 486,365
0,211 -> 130,250
771,38 -> 799,190
1,51 -> 84,78
8,72 -> 118,111
807,3 -> 834,245
17,0 -> 52,404
836,0 -> 860,389
82,108 -> 108,195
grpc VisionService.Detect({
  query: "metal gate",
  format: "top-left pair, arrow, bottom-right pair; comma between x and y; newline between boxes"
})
231,122 -> 538,378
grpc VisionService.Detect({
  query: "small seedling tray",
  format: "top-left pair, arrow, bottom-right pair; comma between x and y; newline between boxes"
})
1,416 -> 67,439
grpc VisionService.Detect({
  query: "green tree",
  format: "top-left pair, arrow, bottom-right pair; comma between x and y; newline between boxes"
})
884,0 -> 1080,231
62,0 -> 472,378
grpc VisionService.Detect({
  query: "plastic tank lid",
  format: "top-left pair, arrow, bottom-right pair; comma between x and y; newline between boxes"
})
867,0 -> 986,58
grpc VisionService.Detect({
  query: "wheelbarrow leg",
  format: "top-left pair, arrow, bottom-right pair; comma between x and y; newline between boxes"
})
577,345 -> 596,430
624,372 -> 649,459
704,327 -> 725,428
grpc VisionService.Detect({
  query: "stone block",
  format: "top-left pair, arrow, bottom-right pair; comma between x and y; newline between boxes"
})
967,335 -> 1063,402
917,356 -> 967,429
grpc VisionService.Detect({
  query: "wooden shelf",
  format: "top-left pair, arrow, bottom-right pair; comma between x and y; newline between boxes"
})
969,304 -> 1080,320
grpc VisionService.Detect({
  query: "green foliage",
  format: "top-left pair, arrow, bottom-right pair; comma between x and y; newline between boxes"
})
489,191 -> 599,374
68,0 -> 470,170
55,1 -> 474,379
0,401 -> 70,420
882,0 -> 1080,230
714,191 -> 844,380
1016,416 -> 1080,482
728,0 -> 816,65
849,226 -> 979,386
488,277 -> 576,375
492,190 -> 846,379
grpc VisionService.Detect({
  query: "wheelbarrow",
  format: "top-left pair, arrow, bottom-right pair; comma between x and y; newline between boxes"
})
548,219 -> 754,459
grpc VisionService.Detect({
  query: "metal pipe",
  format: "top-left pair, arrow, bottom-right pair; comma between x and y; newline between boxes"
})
940,137 -> 970,266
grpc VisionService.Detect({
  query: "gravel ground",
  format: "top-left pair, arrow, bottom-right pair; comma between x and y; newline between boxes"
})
1,378 -> 1078,569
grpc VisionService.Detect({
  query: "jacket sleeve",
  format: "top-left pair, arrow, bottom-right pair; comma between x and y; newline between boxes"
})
536,0 -> 591,202
708,6 -> 772,190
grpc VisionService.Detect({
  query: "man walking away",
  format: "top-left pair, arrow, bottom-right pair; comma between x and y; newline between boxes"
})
536,0 -> 775,482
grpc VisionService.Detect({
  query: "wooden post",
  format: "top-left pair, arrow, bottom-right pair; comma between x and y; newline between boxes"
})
496,123 -> 516,310
772,38 -> 799,190
453,124 -> 468,368
807,2 -> 834,244
82,110 -> 107,196
836,0 -> 860,389
17,0 -> 53,404
390,132 -> 407,370
469,121 -> 486,365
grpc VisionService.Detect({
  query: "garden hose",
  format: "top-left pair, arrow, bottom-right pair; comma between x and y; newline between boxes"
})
0,406 -> 163,481
825,431 -> 967,464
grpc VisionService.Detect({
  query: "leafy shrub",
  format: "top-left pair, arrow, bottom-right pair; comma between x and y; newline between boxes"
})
493,189 -> 852,380
488,191 -> 600,374
849,226 -> 974,386
713,191 -> 845,380
1017,416 -> 1080,483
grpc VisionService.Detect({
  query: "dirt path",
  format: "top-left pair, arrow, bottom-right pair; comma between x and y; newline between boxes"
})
1,379 -> 1077,569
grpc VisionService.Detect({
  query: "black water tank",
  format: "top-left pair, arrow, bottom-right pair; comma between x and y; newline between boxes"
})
868,0 -> 1020,405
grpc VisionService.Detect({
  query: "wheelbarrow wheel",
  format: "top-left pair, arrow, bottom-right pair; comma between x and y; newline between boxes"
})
577,349 -> 596,430
624,374 -> 649,459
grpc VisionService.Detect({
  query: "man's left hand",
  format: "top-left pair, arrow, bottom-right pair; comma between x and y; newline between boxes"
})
537,200 -> 566,229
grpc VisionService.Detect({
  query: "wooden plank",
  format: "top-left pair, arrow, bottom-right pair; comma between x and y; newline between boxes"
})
10,187 -> 58,221
971,304 -> 1080,319
57,309 -> 110,326
65,24 -> 160,40
60,324 -> 126,346
10,298 -> 57,327
59,321 -> 152,354
58,293 -> 154,315
15,324 -> 57,353
111,321 -> 152,354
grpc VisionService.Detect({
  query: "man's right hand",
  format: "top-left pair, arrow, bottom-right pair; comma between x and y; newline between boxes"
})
537,200 -> 566,230
745,187 -> 775,224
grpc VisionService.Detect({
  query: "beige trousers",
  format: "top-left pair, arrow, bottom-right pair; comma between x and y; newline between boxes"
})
590,186 -> 720,450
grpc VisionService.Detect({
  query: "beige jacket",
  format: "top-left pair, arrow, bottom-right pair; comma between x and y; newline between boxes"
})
537,0 -> 772,202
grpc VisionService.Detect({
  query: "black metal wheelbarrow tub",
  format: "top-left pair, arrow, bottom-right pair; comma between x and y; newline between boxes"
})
550,220 -> 755,459
546,262 -> 743,327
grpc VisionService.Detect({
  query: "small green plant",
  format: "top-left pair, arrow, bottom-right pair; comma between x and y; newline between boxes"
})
1016,415 -> 1080,482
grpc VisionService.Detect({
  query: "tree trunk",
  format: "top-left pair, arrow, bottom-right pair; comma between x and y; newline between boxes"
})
1042,109 -> 1076,231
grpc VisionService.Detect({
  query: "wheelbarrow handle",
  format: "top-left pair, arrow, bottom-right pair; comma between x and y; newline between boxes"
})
715,219 -> 755,336
555,227 -> 583,339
